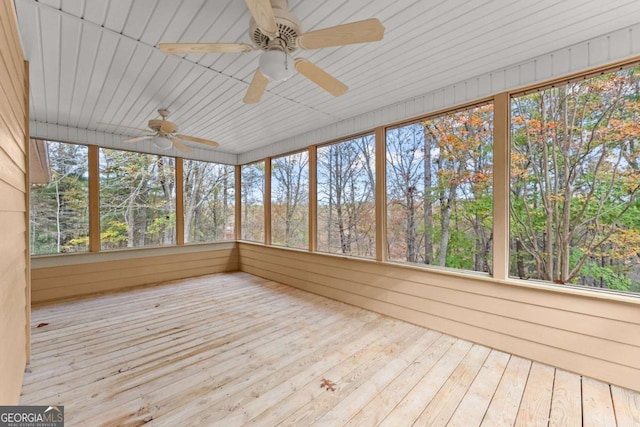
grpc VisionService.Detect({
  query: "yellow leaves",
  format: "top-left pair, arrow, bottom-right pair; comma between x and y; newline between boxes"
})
598,228 -> 640,260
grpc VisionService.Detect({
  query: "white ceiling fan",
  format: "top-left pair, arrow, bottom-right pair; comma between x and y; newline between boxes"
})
99,109 -> 220,154
158,0 -> 385,104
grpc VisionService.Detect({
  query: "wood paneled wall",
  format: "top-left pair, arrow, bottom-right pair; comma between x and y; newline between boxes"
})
238,243 -> 640,392
31,243 -> 238,303
0,0 -> 28,404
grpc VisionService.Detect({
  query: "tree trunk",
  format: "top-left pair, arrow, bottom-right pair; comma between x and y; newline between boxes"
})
423,130 -> 433,264
405,186 -> 416,262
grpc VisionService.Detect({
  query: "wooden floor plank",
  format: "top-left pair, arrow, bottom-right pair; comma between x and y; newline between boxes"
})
549,369 -> 582,427
480,355 -> 531,426
447,349 -> 511,427
226,320 -> 422,427
611,385 -> 640,427
582,377 -> 617,427
67,298 -> 367,425
412,345 -> 492,426
377,340 -> 475,426
19,272 -> 640,427
318,331 -> 444,426
345,334 -> 458,427
514,362 -> 555,427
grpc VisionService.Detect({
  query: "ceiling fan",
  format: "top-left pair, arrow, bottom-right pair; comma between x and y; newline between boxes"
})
158,0 -> 385,104
100,109 -> 220,154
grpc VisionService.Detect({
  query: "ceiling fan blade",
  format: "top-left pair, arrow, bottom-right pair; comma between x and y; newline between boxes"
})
244,0 -> 278,38
169,137 -> 191,153
97,122 -> 149,133
294,58 -> 348,96
123,135 -> 155,144
297,18 -> 385,50
158,43 -> 254,54
243,69 -> 269,104
175,134 -> 220,148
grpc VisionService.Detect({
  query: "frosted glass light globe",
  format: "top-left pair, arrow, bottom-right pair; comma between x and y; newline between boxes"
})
259,49 -> 295,82
152,136 -> 173,150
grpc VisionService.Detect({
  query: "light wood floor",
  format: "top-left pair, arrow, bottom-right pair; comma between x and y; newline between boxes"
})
21,272 -> 640,426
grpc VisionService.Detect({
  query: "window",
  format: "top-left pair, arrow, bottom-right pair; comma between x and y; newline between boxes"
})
317,135 -> 375,257
241,161 -> 265,242
386,104 -> 494,272
510,66 -> 640,293
183,160 -> 235,243
271,151 -> 309,249
99,149 -> 176,249
30,140 -> 89,255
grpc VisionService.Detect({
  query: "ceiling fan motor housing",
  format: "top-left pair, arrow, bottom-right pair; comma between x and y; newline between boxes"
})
250,1 -> 301,53
149,119 -> 177,135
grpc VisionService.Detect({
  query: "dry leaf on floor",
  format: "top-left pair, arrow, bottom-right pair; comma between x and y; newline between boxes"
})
36,322 -> 49,328
320,378 -> 336,391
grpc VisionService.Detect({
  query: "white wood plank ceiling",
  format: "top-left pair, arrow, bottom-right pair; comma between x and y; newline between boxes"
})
15,0 -> 640,161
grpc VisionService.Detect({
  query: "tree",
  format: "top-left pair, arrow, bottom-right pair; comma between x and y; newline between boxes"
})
241,162 -> 265,242
271,152 -> 309,248
184,160 -> 234,243
317,136 -> 375,256
30,141 -> 89,254
386,124 -> 425,263
386,105 -> 493,272
99,149 -> 176,249
510,66 -> 640,289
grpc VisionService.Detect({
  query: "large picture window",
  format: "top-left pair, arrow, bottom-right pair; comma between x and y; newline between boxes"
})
99,149 -> 176,249
183,160 -> 235,243
30,140 -> 89,255
510,66 -> 640,293
241,161 -> 265,242
271,151 -> 309,249
317,135 -> 375,257
386,104 -> 494,272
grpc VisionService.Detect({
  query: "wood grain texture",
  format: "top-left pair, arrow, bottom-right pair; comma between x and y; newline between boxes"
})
0,0 -> 27,404
20,272 -> 640,426
611,385 -> 640,426
238,243 -> 640,392
31,247 -> 238,303
549,369 -> 582,427
480,355 -> 531,426
582,377 -> 617,427
515,362 -> 555,426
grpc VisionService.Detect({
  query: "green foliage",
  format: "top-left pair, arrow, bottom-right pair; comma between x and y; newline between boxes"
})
99,149 -> 176,249
444,229 -> 475,270
30,142 -> 90,255
386,105 -> 494,271
581,261 -> 631,292
510,65 -> 640,293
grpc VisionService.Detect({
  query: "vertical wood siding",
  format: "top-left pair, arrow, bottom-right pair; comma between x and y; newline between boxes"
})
0,0 -> 28,404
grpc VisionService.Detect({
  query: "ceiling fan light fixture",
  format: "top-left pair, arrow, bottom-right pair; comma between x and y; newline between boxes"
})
152,136 -> 173,150
259,47 -> 295,82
